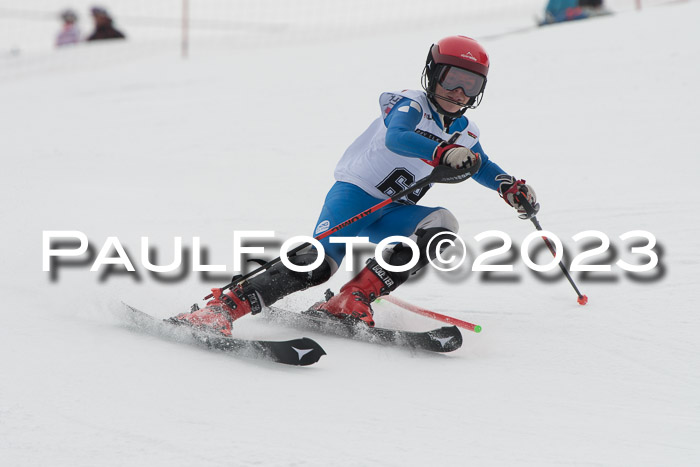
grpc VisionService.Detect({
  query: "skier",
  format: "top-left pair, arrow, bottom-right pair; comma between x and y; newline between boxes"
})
172,36 -> 539,336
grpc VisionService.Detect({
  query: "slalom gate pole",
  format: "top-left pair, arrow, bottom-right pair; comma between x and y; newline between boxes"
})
378,294 -> 482,333
204,163 -> 478,299
520,199 -> 588,305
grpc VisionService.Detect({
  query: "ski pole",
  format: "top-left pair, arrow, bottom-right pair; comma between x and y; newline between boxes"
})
205,162 -> 480,299
520,198 -> 588,305
378,294 -> 482,333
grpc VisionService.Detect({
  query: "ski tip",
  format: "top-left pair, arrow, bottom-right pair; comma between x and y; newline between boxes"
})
289,337 -> 327,366
299,337 -> 327,356
577,295 -> 588,305
430,326 -> 463,352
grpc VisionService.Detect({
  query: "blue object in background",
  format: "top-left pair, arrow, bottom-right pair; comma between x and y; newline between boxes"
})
544,0 -> 589,24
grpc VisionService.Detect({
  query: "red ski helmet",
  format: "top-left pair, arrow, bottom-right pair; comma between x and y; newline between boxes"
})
422,36 -> 490,117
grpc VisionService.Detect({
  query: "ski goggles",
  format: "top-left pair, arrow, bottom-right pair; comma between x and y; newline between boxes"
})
437,66 -> 485,97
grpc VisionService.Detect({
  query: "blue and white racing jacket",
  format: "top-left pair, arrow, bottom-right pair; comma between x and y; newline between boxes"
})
334,89 -> 508,204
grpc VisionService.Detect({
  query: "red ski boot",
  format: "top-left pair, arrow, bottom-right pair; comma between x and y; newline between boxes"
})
314,259 -> 398,327
169,286 -> 259,337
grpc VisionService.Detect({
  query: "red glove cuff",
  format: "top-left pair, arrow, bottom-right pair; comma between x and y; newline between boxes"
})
429,143 -> 463,168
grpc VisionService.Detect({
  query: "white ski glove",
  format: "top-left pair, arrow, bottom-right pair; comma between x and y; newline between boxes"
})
496,174 -> 539,219
432,143 -> 480,170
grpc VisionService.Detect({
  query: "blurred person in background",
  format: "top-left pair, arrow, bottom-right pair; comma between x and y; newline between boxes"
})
86,6 -> 126,42
56,9 -> 80,47
543,0 -> 609,25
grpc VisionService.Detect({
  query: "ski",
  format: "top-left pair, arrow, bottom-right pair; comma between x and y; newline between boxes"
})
262,306 -> 463,353
121,303 -> 326,366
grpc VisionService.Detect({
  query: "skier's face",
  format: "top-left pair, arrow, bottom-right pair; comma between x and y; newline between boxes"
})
434,83 -> 468,113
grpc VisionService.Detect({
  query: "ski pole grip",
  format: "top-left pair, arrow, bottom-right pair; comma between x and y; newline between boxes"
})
516,194 -> 539,220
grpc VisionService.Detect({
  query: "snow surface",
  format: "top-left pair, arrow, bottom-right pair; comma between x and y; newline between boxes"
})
1,2 -> 699,466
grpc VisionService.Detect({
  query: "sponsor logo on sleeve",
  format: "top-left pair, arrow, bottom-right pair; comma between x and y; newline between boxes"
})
315,220 -> 330,235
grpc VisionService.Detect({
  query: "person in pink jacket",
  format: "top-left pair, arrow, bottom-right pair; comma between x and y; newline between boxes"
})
56,9 -> 81,47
